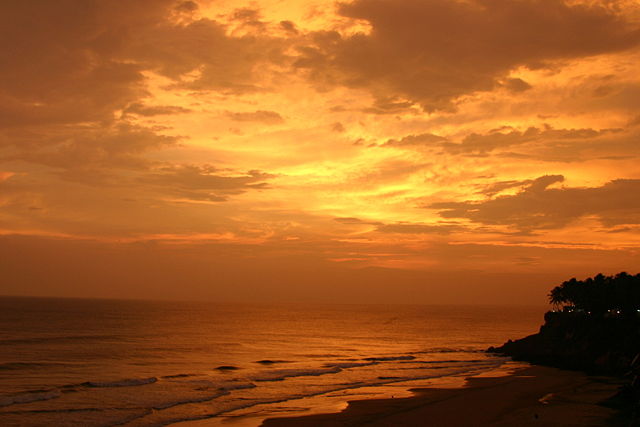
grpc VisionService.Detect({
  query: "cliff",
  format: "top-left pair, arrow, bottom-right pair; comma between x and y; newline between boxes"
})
488,311 -> 640,376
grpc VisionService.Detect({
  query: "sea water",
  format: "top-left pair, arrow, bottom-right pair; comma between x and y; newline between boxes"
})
0,297 -> 544,426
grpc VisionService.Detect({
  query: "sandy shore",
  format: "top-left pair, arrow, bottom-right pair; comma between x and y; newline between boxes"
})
261,365 -> 627,427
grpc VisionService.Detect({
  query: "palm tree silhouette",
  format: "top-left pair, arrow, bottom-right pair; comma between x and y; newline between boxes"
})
548,272 -> 640,317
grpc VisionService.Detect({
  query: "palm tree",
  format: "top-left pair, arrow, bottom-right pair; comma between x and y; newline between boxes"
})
547,272 -> 640,316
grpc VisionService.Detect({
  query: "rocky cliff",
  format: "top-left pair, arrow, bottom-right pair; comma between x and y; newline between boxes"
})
489,311 -> 640,375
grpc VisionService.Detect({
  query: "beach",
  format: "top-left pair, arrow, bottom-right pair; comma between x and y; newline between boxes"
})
261,365 -> 626,427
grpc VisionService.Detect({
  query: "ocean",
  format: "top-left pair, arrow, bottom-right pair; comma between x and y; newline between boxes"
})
0,297 -> 544,426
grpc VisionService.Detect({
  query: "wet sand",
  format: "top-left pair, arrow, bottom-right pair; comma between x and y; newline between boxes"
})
261,365 -> 627,426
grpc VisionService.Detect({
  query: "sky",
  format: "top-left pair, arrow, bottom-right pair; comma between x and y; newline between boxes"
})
1,0 -> 639,305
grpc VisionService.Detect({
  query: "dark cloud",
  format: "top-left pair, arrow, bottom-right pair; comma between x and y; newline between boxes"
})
0,0 -> 291,192
361,97 -> 418,114
559,74 -> 640,115
334,217 -> 381,225
384,133 -> 448,147
1,123 -> 178,184
331,122 -> 346,133
333,217 -> 465,234
0,1 -> 288,130
429,175 -> 640,230
0,0 -> 177,127
500,77 -> 532,93
128,18 -> 287,94
141,165 -> 273,201
233,8 -> 259,20
226,110 -> 284,124
335,217 -> 365,224
604,226 -> 640,234
382,125 -> 633,161
123,102 -> 191,117
296,0 -> 640,110
446,126 -> 613,155
175,1 -> 198,13
280,20 -> 299,35
375,222 -> 465,235
477,179 -> 533,197
476,176 -> 565,198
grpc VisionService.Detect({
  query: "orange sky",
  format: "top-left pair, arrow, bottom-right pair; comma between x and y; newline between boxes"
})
1,0 -> 639,304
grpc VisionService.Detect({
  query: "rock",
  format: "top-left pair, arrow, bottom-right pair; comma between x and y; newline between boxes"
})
488,312 -> 640,376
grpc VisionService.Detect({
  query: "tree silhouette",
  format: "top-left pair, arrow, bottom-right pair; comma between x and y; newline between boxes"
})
548,272 -> 640,316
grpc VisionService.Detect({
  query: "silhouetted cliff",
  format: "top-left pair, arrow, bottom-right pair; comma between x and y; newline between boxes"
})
489,311 -> 640,375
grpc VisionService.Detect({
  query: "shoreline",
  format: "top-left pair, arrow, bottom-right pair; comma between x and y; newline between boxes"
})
258,364 -> 626,426
174,364 -> 504,427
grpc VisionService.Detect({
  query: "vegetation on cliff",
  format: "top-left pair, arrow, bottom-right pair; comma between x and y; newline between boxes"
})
548,272 -> 640,317
489,272 -> 640,375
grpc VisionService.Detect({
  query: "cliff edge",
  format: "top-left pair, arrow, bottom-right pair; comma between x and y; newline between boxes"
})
489,311 -> 640,375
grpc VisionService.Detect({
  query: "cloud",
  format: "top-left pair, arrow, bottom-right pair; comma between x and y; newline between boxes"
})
175,1 -> 198,13
280,20 -> 299,35
428,175 -> 640,230
0,1 -> 290,190
128,17 -> 288,94
141,165 -> 273,201
0,1 -> 290,130
226,110 -> 285,124
477,179 -> 533,197
375,222 -> 465,235
333,217 -> 465,235
123,102 -> 191,117
1,123 -> 178,183
500,77 -> 532,93
334,217 -> 381,225
295,0 -> 640,111
361,97 -> 418,115
382,125 -> 634,161
335,217 -> 369,224
0,0 -> 178,127
447,126 -> 618,155
384,133 -> 448,147
331,122 -> 346,132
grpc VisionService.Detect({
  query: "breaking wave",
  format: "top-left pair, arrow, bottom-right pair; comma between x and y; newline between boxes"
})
82,377 -> 158,388
0,390 -> 61,407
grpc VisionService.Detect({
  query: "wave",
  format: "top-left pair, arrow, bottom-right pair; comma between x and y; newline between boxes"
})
393,359 -> 505,370
0,361 -> 73,371
219,382 -> 257,391
300,353 -> 343,358
0,390 -> 61,407
410,348 -> 485,354
255,360 -> 290,365
0,335 -> 122,346
82,377 -> 157,388
250,367 -> 342,382
323,361 -> 378,369
363,355 -> 416,362
404,359 -> 494,365
109,358 -> 508,426
156,363 -> 505,425
153,391 -> 229,410
108,382 -> 259,425
161,373 -> 195,379
0,407 -> 108,415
